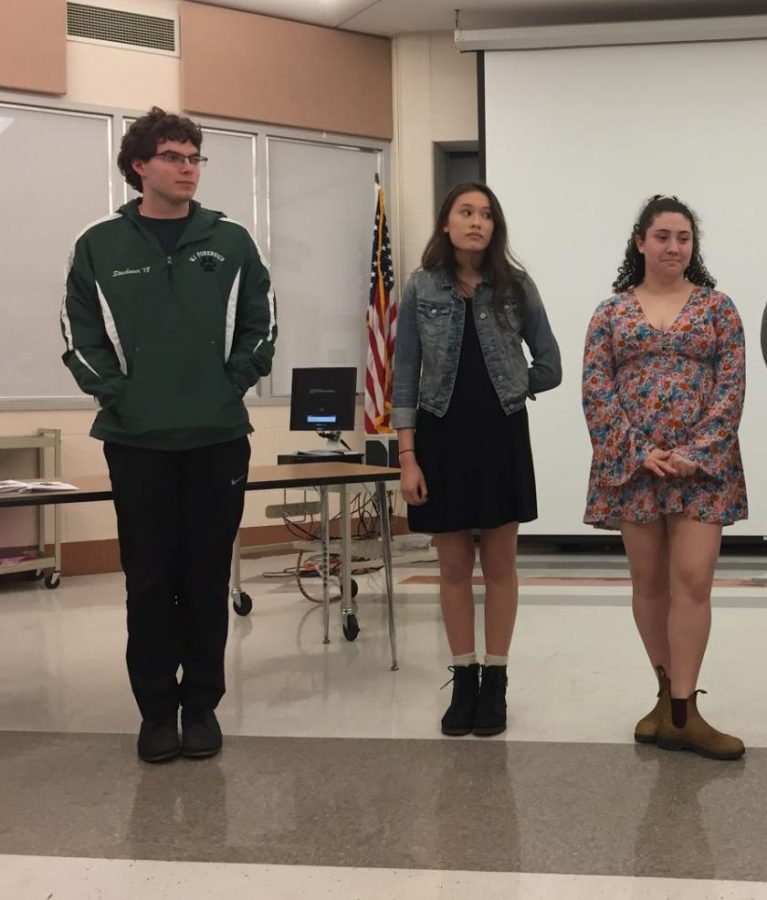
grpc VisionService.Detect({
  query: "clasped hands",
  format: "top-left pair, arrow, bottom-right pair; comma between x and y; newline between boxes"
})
643,447 -> 697,478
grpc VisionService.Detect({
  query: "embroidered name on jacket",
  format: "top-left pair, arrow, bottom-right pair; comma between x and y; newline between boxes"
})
113,267 -> 151,277
189,250 -> 225,272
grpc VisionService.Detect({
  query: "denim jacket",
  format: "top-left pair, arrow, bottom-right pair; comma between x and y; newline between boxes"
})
391,268 -> 561,429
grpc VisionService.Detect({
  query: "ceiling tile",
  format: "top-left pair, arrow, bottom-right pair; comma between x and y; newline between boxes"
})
188,0 -> 767,36
191,0 -> 374,29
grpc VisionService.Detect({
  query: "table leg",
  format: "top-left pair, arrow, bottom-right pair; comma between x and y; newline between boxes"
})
320,485 -> 331,644
376,481 -> 398,671
340,484 -> 353,621
231,532 -> 242,607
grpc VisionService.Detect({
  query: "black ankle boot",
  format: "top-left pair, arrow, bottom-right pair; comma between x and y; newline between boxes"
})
473,665 -> 508,736
441,663 -> 480,736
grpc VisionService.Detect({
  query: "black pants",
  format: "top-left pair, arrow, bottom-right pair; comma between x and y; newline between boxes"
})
103,437 -> 251,721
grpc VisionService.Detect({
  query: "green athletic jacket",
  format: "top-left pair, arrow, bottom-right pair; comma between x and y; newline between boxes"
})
61,199 -> 277,450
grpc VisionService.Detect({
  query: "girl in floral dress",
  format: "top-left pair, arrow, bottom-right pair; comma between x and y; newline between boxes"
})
582,195 -> 747,760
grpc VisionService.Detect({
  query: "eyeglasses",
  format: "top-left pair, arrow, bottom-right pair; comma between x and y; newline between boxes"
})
152,151 -> 208,167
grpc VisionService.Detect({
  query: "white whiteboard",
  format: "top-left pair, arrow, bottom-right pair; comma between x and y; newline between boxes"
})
266,137 -> 381,396
484,40 -> 767,537
0,104 -> 112,405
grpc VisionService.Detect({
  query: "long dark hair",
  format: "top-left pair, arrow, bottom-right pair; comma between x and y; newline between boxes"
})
421,181 -> 528,321
613,194 -> 716,292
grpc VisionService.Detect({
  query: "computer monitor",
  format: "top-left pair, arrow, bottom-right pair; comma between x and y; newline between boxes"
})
289,367 -> 357,433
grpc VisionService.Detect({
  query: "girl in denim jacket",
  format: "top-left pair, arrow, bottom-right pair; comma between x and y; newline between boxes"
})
392,182 -> 561,736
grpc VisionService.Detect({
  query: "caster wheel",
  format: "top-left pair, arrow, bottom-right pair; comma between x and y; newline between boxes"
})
343,613 -> 360,641
350,578 -> 359,598
26,569 -> 45,581
233,591 -> 253,616
44,572 -> 61,590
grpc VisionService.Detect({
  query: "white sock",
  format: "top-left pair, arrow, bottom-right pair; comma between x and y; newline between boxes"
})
452,652 -> 477,666
484,654 -> 508,667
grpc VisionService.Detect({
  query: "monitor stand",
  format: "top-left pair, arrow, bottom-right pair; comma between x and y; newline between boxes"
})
296,429 -> 353,456
280,430 -> 364,465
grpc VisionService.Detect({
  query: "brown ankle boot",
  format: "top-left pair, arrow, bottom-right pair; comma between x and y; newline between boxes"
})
634,665 -> 671,744
656,690 -> 745,760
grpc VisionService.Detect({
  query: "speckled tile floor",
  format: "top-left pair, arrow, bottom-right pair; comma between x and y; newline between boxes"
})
2,551 -> 766,898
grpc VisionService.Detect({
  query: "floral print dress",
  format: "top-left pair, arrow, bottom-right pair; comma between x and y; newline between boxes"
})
582,286 -> 747,529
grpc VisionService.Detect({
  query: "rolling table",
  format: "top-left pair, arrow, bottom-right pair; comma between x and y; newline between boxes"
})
0,462 -> 402,670
231,463 -> 401,668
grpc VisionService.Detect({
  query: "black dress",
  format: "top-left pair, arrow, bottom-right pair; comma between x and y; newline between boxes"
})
408,298 -> 537,534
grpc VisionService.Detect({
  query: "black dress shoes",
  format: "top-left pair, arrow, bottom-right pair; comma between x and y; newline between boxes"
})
181,707 -> 223,758
137,713 -> 181,763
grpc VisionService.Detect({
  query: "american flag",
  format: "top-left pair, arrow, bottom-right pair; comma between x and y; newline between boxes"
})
364,178 -> 396,434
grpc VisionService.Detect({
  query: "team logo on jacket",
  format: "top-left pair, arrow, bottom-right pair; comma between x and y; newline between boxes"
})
189,250 -> 225,272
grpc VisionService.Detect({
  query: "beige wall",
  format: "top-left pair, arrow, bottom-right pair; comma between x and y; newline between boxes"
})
391,33 -> 477,280
0,0 -> 66,95
0,23 -> 476,547
67,42 -> 180,112
180,2 -> 392,140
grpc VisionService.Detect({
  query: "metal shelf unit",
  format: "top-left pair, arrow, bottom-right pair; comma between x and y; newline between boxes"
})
0,429 -> 62,588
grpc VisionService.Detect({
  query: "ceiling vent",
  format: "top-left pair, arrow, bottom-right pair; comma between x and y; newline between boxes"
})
66,3 -> 177,54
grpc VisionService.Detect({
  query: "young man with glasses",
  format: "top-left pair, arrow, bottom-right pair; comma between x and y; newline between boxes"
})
61,107 -> 277,763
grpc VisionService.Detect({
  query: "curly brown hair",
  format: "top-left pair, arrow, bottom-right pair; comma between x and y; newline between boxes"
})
117,106 -> 203,193
613,194 -> 716,292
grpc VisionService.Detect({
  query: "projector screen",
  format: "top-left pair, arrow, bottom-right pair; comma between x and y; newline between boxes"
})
483,39 -> 767,537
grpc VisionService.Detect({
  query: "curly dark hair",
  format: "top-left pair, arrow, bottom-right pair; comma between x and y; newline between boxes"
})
613,194 -> 716,292
117,106 -> 203,193
421,181 -> 529,323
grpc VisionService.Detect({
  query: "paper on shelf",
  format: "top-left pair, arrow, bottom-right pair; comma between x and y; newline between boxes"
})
0,480 -> 78,493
